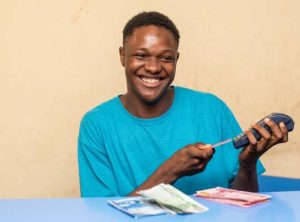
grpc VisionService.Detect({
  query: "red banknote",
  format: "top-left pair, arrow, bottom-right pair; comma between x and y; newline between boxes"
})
195,187 -> 271,207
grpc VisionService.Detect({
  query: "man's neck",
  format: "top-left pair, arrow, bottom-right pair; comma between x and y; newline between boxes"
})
120,87 -> 174,119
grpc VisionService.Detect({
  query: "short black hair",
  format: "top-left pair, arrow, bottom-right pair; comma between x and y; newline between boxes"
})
122,11 -> 180,45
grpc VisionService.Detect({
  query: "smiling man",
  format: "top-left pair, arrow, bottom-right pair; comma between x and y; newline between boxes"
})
119,24 -> 177,117
78,11 -> 289,197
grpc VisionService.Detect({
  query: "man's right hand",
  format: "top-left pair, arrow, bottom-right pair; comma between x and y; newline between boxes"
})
128,142 -> 214,196
162,143 -> 214,181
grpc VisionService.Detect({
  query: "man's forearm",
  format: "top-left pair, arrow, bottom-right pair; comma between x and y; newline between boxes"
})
127,144 -> 214,196
127,163 -> 178,196
231,165 -> 258,192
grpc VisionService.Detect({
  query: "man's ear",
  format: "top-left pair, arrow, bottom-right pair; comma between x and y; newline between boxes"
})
119,47 -> 125,67
176,52 -> 180,62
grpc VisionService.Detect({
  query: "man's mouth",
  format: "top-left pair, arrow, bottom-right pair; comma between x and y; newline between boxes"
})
140,77 -> 161,84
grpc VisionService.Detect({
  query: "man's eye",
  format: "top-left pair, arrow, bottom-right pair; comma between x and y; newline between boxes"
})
135,54 -> 146,58
160,56 -> 174,62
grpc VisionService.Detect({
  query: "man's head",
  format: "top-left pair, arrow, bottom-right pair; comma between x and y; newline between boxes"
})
120,12 -> 180,108
122,11 -> 180,47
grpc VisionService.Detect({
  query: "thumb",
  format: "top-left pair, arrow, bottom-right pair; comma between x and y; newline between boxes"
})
195,143 -> 212,150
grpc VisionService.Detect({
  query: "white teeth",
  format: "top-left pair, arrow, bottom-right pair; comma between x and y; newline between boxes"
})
141,77 -> 160,83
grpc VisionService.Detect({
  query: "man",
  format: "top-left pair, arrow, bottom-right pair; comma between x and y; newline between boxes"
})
78,11 -> 289,197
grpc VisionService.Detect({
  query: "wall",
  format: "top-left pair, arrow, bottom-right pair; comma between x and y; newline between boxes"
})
1,0 -> 299,198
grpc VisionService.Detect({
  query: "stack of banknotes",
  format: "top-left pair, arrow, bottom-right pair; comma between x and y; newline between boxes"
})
108,183 -> 208,218
108,185 -> 272,217
195,187 -> 271,207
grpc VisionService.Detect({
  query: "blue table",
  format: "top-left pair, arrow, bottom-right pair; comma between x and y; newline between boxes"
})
258,175 -> 300,192
0,191 -> 299,222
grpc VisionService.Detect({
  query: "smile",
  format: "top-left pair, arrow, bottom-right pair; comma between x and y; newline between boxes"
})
140,77 -> 161,84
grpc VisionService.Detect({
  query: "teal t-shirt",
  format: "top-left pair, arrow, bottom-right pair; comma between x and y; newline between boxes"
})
78,86 -> 265,197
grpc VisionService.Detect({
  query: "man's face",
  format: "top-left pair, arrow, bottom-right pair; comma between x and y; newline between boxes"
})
120,25 -> 179,105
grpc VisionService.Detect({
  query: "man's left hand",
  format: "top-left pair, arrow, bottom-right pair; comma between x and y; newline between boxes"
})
238,118 -> 289,168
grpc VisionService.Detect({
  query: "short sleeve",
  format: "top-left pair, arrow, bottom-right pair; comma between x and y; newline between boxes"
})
78,112 -> 118,197
218,98 -> 265,182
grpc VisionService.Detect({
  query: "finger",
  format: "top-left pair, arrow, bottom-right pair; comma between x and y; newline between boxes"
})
202,149 -> 214,159
195,156 -> 212,171
195,143 -> 212,150
251,122 -> 271,141
251,123 -> 271,151
191,155 -> 212,168
191,158 -> 201,166
194,143 -> 214,158
245,129 -> 258,147
264,118 -> 283,140
279,122 -> 289,142
190,145 -> 214,159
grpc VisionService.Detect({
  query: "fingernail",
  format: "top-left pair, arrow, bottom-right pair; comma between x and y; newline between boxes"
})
197,144 -> 211,150
279,122 -> 285,127
265,118 -> 270,122
202,144 -> 212,149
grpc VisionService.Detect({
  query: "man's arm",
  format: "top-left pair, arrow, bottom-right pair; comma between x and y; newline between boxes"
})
231,118 -> 288,192
78,141 -> 118,197
231,164 -> 258,192
128,143 -> 214,196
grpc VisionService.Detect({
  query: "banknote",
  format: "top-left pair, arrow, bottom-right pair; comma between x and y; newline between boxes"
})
195,187 -> 271,207
138,183 -> 209,214
108,196 -> 168,218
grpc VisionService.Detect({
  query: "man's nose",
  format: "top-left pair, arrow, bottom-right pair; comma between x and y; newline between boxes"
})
144,57 -> 162,74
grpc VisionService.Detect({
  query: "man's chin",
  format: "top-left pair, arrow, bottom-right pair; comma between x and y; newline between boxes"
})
139,89 -> 170,106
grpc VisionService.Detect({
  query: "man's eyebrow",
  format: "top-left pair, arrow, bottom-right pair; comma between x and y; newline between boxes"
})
132,47 -> 177,53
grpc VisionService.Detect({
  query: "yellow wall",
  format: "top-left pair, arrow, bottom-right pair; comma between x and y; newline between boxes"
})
1,0 -> 299,198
